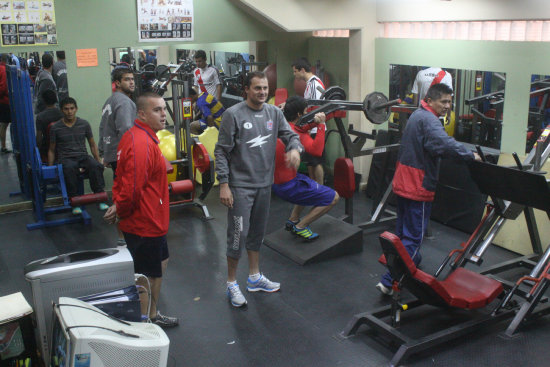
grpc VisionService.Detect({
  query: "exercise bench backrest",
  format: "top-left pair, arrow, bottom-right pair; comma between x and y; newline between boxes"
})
379,231 -> 449,308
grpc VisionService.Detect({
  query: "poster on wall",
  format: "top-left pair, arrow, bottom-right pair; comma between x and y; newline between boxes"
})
137,0 -> 193,42
0,0 -> 57,46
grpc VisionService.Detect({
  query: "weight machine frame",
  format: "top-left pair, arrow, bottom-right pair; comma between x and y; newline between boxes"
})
6,65 -> 99,230
303,94 -> 401,228
161,67 -> 215,220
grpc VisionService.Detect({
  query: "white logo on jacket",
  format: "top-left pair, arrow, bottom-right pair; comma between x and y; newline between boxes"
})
246,134 -> 272,148
102,104 -> 112,116
243,122 -> 252,129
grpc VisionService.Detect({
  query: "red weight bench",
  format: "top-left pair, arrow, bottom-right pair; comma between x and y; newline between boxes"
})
341,231 -> 515,367
380,231 -> 503,309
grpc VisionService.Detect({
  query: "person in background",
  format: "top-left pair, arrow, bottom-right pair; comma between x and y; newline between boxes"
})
99,67 -> 136,247
188,88 -> 225,135
193,49 -> 222,101
35,89 -> 63,161
34,53 -> 57,114
48,97 -> 107,215
291,57 -> 326,186
411,67 -> 453,106
53,50 -> 68,102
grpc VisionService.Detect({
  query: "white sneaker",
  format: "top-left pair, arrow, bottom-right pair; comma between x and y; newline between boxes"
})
376,282 -> 393,296
227,283 -> 247,307
247,274 -> 280,292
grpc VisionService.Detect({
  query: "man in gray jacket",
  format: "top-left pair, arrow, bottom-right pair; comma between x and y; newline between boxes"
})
34,53 -> 57,114
99,67 -> 136,175
53,51 -> 69,102
215,71 -> 303,308
99,67 -> 136,246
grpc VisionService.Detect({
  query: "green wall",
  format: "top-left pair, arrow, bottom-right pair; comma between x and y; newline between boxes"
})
375,38 -> 550,153
1,0 -> 283,130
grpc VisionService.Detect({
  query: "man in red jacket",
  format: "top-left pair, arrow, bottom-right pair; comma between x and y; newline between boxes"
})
272,96 -> 339,241
104,92 -> 178,327
376,83 -> 480,296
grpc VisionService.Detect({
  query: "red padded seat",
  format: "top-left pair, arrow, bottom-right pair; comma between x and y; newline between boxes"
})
380,231 -> 503,310
334,157 -> 355,199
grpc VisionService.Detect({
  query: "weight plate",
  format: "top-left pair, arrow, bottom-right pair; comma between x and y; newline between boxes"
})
363,92 -> 390,124
155,64 -> 170,81
322,86 -> 346,101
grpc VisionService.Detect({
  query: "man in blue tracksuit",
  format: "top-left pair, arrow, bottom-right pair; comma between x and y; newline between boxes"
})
376,83 -> 480,295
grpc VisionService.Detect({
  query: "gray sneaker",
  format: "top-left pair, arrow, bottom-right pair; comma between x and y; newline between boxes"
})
227,283 -> 247,307
247,274 -> 280,292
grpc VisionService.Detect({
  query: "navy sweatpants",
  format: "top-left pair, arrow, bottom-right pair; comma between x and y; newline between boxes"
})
380,195 -> 432,287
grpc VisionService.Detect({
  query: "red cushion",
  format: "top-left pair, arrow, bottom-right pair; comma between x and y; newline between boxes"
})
380,231 -> 503,310
192,143 -> 210,174
275,88 -> 288,107
334,157 -> 355,198
381,231 -> 417,275
440,267 -> 503,309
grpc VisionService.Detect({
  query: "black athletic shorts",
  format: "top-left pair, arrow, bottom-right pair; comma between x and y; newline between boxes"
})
0,104 -> 10,123
123,232 -> 169,278
302,151 -> 325,167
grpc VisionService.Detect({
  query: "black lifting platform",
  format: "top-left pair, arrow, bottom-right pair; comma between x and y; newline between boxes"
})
264,215 -> 363,265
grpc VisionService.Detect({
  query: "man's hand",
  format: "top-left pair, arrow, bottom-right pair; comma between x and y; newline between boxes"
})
473,152 -> 482,161
219,183 -> 234,208
285,149 -> 301,170
103,204 -> 118,224
313,112 -> 326,125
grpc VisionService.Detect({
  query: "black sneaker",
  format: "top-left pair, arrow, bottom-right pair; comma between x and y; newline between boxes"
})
151,311 -> 179,327
1,148 -> 10,154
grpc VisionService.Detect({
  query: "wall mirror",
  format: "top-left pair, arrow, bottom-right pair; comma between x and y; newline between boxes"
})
527,75 -> 550,153
389,64 -> 506,150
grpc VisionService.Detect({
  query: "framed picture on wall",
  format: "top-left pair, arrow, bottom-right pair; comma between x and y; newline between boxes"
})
136,0 -> 193,42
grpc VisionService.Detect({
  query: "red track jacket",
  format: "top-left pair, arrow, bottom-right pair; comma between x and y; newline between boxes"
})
113,119 -> 169,236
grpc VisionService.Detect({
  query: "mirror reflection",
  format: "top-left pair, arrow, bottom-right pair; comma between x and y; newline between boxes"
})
1,50 -> 68,205
527,75 -> 550,152
389,65 -> 506,149
176,49 -> 262,109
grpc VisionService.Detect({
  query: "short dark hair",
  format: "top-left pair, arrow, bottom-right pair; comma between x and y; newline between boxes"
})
283,96 -> 308,122
291,57 -> 311,72
120,53 -> 131,64
0,54 -> 8,63
112,67 -> 133,83
194,50 -> 206,60
244,71 -> 266,88
56,50 -> 65,59
425,83 -> 453,102
42,89 -> 58,106
136,92 -> 162,111
42,53 -> 53,68
60,97 -> 77,109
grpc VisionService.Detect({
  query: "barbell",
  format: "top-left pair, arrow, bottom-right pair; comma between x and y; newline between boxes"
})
300,87 -> 401,125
